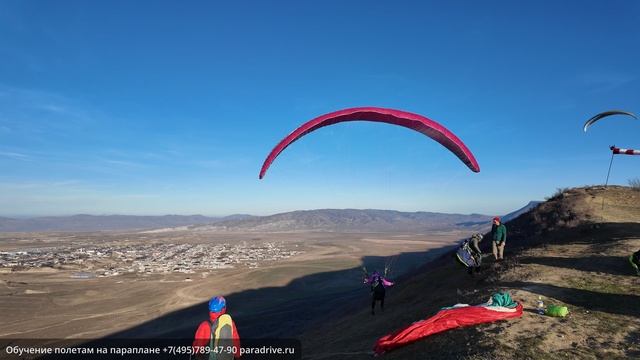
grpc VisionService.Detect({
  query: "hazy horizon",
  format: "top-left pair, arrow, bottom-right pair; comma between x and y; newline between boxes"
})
1,206 -> 502,219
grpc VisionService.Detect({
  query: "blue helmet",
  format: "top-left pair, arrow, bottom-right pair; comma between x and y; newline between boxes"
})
208,296 -> 226,313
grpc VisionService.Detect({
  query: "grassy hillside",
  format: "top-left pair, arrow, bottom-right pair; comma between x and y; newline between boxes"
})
301,186 -> 640,359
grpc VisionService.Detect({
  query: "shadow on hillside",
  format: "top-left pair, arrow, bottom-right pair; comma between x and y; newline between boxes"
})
589,222 -> 640,252
503,281 -> 640,317
571,222 -> 640,241
625,330 -> 640,358
92,243 -> 457,342
513,222 -> 640,276
518,255 -> 634,276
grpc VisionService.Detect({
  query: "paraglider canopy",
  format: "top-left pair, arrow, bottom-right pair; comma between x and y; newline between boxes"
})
583,110 -> 637,132
259,107 -> 480,179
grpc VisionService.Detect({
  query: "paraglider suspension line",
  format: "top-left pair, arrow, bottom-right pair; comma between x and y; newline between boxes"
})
384,256 -> 397,277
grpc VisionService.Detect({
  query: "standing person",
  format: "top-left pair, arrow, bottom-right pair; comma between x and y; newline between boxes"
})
492,217 -> 507,261
192,296 -> 241,359
364,270 -> 394,315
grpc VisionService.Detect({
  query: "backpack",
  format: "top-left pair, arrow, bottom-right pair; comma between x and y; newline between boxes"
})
456,240 -> 479,268
208,314 -> 235,360
372,277 -> 385,294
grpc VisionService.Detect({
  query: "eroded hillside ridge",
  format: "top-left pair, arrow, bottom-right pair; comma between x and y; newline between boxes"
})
494,186 -> 639,250
300,186 -> 640,360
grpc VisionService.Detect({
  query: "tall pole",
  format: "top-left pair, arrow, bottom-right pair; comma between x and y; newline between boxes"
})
602,146 -> 615,211
604,146 -> 615,187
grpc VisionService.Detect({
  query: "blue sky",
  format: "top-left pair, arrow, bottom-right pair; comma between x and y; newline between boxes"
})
1,1 -> 639,217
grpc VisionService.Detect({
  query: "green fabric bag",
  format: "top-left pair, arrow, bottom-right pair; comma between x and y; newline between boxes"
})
630,255 -> 640,275
545,305 -> 569,317
488,291 -> 517,308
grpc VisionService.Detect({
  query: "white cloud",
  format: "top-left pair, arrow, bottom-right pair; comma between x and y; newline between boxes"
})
0,180 -> 83,190
0,84 -> 102,137
104,159 -> 145,168
193,159 -> 224,168
579,71 -> 635,94
0,151 -> 31,161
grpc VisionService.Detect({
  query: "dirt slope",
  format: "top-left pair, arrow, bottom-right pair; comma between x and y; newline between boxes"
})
301,186 -> 640,360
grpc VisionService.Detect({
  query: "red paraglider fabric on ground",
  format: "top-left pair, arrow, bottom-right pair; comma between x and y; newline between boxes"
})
373,303 -> 523,355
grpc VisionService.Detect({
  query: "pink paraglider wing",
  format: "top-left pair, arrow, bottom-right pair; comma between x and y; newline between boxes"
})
259,107 -> 480,179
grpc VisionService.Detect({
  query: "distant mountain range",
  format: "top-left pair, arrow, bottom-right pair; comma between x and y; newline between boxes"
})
191,209 -> 493,233
0,202 -> 541,233
0,214 -> 254,232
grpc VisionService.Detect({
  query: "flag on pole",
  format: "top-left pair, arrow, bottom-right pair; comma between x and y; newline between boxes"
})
611,146 -> 640,155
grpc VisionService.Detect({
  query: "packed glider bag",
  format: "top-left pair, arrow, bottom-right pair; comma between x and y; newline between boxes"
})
373,292 -> 522,355
455,240 -> 479,268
